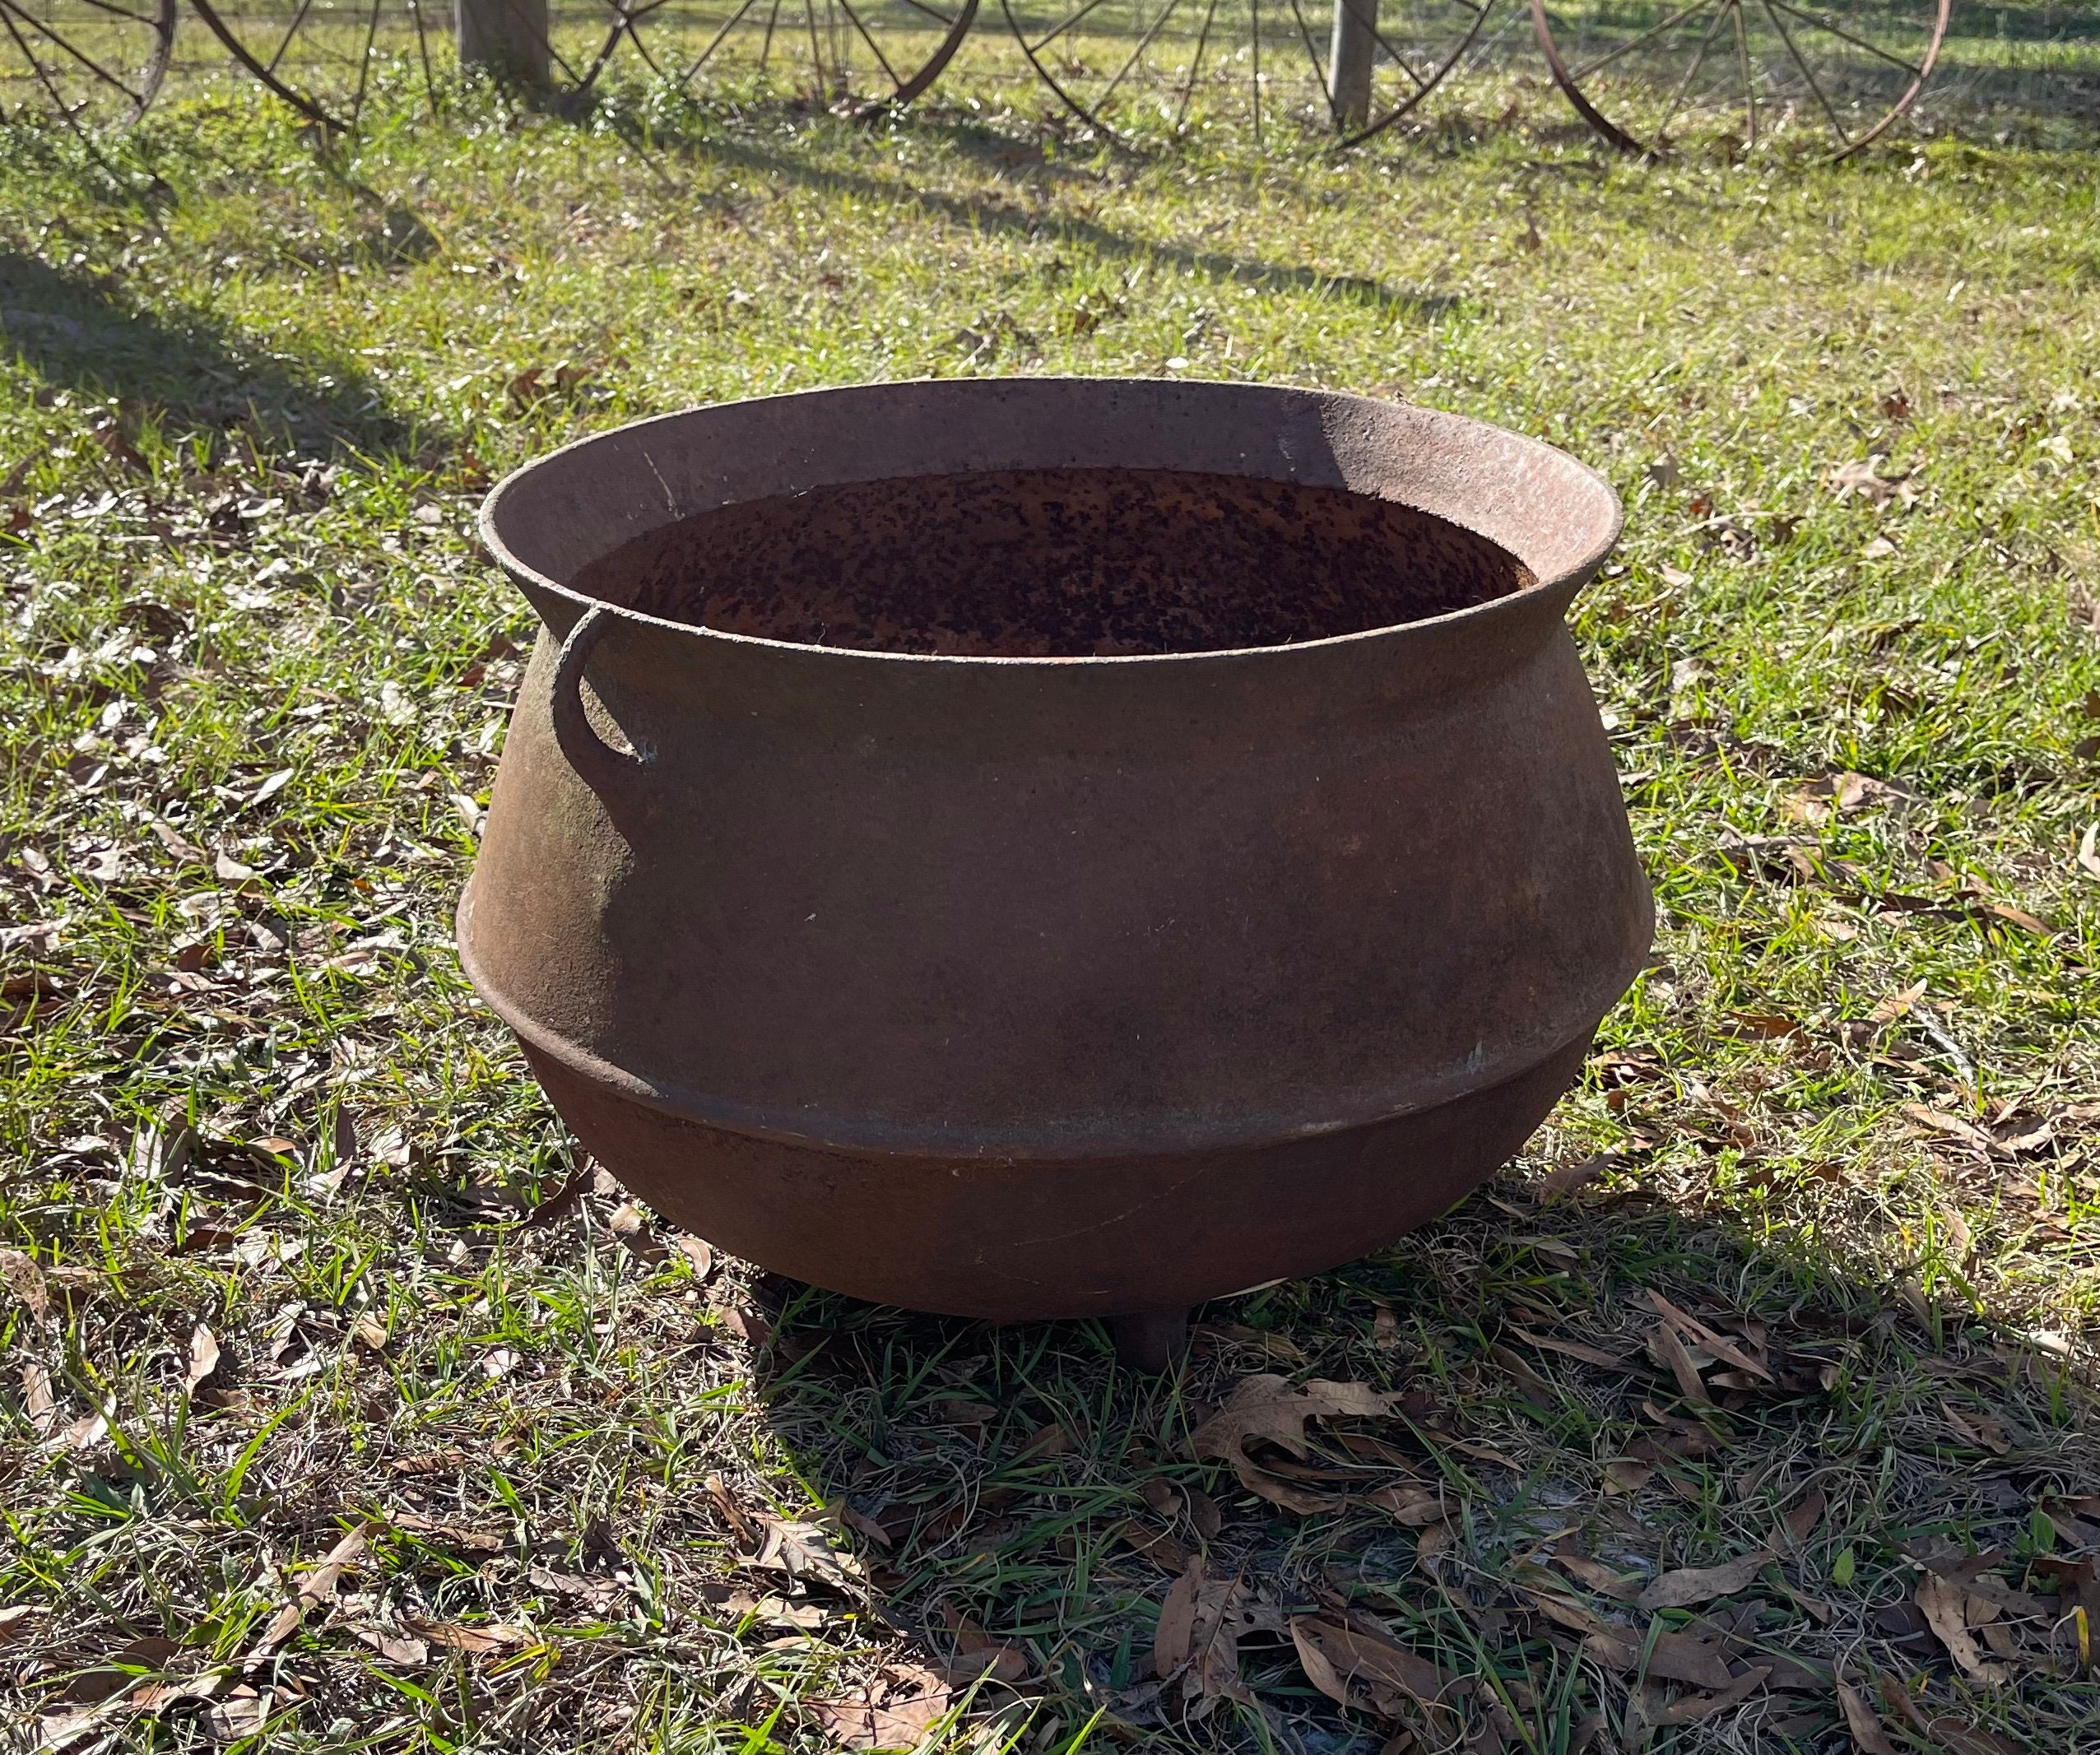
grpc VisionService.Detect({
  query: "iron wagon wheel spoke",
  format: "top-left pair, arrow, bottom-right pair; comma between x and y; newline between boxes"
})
802,0 -> 827,92
1760,0 -> 1849,142
606,5 -> 668,81
348,0 -> 383,131
894,0 -> 961,25
1003,0 -> 1122,135
1249,0 -> 1260,145
2,7 -> 92,118
1564,0 -> 1712,86
1283,0 -> 1342,128
407,0 -> 439,109
676,0 -> 763,82
1172,0 -> 1221,129
1094,0 -> 1190,113
1763,0 -> 1921,76
0,0 -> 151,155
1363,14 -> 1435,95
8,2 -> 146,97
832,0 -> 904,91
1344,0 -> 1494,146
1652,0 -> 1730,144
757,0 -> 785,76
1026,0 -> 1117,61
1731,0 -> 1754,145
264,0 -> 318,77
188,0 -> 346,126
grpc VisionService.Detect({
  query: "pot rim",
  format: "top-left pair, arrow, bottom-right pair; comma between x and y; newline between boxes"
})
478,376 -> 1624,667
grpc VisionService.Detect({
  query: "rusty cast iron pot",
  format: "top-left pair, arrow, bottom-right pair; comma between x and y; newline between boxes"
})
458,378 -> 1650,1363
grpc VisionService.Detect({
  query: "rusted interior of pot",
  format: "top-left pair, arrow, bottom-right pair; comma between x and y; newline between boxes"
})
569,467 -> 1535,658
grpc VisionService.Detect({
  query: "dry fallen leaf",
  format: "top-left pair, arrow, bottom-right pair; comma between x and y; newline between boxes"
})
522,1159 -> 599,1227
1648,1322 -> 1710,1403
607,1201 -> 667,1262
391,1511 -> 503,1555
1551,1553 -> 1646,1601
351,1623 -> 430,1664
675,1234 -> 714,1279
1188,1373 -> 1400,1510
1189,1374 -> 1399,1463
705,1473 -> 762,1548
405,1618 -> 532,1655
21,1359 -> 56,1437
184,1324 -> 223,1400
1364,1482 -> 1446,1527
807,1665 -> 955,1750
939,1607 -> 1028,1684
751,1513 -> 866,1588
1152,1553 -> 1263,1716
1837,1678 -> 1898,1754
1783,1488 -> 1827,1545
1154,1558 -> 1202,1679
1289,1615 -> 1450,1716
1507,1325 -> 1633,1371
1646,1289 -> 1772,1381
1603,1456 -> 1656,1493
1638,1549 -> 1772,1611
1539,1154 -> 1614,1201
1825,454 -> 1913,508
1119,1519 -> 1197,1575
298,1525 -> 369,1604
829,1498 -> 894,1551
712,1298 -> 773,1347
1916,1573 -> 2008,1686
1644,1665 -> 1771,1725
0,1247 -> 50,1318
1185,1483 -> 1223,1539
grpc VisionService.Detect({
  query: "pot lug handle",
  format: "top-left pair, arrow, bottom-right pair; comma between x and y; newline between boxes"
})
551,604 -> 648,798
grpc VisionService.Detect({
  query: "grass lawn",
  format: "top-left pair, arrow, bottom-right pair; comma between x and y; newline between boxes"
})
3,44 -> 2100,1753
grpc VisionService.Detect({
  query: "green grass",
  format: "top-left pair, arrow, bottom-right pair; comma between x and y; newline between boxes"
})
2,53 -> 2100,1754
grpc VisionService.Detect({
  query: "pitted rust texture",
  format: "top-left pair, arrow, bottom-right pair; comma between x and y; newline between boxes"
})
573,467 -> 1535,657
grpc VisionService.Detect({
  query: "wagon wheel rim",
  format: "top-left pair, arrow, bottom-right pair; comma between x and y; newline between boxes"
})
625,0 -> 975,107
0,0 -> 176,129
1529,0 -> 1948,163
1002,0 -> 1491,146
189,0 -> 625,136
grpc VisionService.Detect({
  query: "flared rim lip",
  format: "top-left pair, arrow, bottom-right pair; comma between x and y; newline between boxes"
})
478,376 -> 1626,669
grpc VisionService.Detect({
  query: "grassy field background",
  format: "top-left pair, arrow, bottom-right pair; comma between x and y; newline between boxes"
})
3,42 -> 2100,1754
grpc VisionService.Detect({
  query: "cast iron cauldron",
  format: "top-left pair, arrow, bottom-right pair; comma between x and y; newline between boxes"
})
458,378 -> 1652,1367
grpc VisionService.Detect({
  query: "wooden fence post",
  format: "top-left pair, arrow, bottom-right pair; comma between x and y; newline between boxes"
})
1327,0 -> 1378,131
457,0 -> 551,86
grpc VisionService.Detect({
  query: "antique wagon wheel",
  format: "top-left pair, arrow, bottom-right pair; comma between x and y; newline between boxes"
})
1530,0 -> 1949,160
1001,0 -> 1498,146
611,0 -> 978,108
0,0 -> 177,132
185,0 -> 624,132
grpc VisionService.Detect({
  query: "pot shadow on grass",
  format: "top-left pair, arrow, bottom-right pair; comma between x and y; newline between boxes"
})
0,249 -> 420,460
736,1170 -> 2098,1753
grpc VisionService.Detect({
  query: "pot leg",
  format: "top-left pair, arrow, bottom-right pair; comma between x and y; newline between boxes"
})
1109,1309 -> 1191,1372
